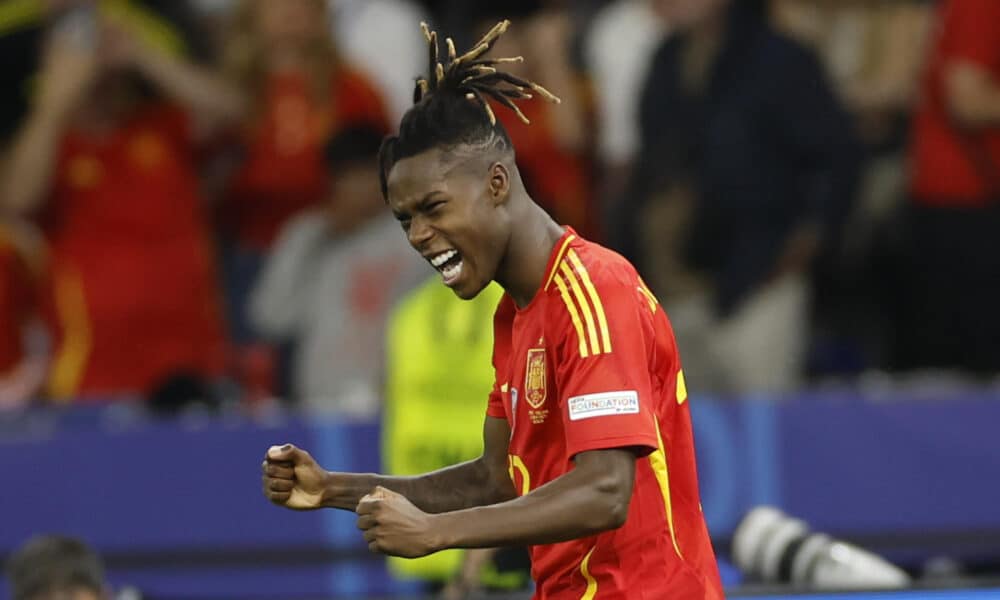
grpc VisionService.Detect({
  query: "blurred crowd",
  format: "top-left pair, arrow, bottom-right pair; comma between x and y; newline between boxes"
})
0,0 -> 998,417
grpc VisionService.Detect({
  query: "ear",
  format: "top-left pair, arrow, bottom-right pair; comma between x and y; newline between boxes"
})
488,162 -> 510,206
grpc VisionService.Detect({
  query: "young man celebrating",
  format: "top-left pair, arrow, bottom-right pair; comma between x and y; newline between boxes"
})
262,21 -> 724,599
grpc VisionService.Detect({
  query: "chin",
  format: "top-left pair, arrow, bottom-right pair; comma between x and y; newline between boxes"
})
452,279 -> 488,301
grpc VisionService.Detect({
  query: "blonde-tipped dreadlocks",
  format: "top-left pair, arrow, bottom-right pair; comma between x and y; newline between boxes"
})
413,20 -> 561,126
378,20 -> 561,199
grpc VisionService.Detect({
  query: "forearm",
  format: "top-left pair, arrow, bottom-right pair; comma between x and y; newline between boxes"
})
133,49 -> 247,126
1,109 -> 65,215
323,457 -> 514,513
431,461 -> 628,549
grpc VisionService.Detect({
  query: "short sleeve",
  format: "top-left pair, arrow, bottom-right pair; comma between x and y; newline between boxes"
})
944,0 -> 1000,69
486,294 -> 516,420
552,270 -> 660,458
486,381 -> 506,419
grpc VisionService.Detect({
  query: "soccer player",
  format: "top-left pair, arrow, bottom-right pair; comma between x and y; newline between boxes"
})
262,20 -> 724,599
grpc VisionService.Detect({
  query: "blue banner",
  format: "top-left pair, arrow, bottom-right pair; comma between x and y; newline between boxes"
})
1,390 -> 998,598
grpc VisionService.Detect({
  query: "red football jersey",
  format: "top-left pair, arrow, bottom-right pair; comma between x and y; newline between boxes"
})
487,229 -> 723,599
221,69 -> 389,249
44,104 -> 226,398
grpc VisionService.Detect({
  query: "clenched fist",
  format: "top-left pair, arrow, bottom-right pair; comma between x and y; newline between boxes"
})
261,444 -> 328,510
356,486 -> 442,558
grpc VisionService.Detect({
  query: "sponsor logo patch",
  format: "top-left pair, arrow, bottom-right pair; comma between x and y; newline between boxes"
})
568,391 -> 640,421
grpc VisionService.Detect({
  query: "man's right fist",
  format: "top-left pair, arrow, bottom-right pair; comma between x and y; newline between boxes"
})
261,444 -> 327,510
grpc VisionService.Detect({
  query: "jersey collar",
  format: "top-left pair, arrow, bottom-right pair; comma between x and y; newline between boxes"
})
542,227 -> 577,293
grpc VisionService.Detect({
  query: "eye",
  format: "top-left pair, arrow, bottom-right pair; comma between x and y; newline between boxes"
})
426,200 -> 446,215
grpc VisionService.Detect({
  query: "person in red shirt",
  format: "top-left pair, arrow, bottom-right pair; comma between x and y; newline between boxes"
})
216,0 -> 390,346
219,0 -> 389,250
1,7 -> 244,400
262,21 -> 723,599
901,0 -> 1000,372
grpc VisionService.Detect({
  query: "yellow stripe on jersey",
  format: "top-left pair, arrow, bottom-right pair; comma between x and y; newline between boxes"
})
579,546 -> 598,600
554,274 -> 589,358
567,250 -> 611,354
676,370 -> 688,405
637,277 -> 659,314
560,262 -> 600,355
49,267 -> 92,401
543,234 -> 577,291
649,416 -> 683,559
507,454 -> 531,496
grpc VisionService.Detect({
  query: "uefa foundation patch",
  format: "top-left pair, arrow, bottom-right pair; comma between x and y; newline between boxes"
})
568,391 -> 639,421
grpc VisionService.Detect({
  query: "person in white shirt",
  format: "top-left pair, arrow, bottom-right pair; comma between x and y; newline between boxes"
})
250,125 -> 428,417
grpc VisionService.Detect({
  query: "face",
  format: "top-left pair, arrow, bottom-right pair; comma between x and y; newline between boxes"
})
253,0 -> 326,49
386,148 -> 512,300
651,0 -> 729,28
326,164 -> 382,234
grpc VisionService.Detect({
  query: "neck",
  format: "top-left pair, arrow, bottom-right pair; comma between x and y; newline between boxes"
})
495,195 -> 565,308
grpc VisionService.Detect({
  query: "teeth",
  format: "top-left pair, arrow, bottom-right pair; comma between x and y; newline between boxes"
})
441,260 -> 462,282
430,249 -> 457,268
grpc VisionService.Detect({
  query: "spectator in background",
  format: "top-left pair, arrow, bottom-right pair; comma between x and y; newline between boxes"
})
621,0 -> 860,393
382,279 -> 529,596
0,0 -> 215,137
769,0 -> 934,373
583,0 -> 669,211
0,3 -> 243,403
218,0 -> 389,345
897,0 -> 1000,373
472,3 -> 600,240
0,221 -> 48,410
5,535 -> 108,600
772,0 -> 931,203
249,126 -> 427,417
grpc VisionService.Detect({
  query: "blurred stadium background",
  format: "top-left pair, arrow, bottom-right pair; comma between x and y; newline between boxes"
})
2,0 -> 999,599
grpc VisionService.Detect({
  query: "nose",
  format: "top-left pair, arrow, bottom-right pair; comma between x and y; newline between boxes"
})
407,215 -> 434,249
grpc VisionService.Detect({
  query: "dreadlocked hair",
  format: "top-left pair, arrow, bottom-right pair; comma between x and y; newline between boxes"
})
378,19 -> 561,200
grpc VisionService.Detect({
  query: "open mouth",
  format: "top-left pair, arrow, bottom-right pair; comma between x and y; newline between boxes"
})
428,249 -> 464,287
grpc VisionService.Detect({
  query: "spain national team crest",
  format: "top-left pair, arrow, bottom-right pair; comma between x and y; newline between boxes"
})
524,349 -> 550,424
525,349 -> 547,409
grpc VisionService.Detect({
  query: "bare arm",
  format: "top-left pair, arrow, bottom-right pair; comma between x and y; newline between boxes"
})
104,18 -> 247,133
2,109 -> 67,216
945,60 -> 1000,127
356,448 -> 636,557
263,416 -> 516,514
1,33 -> 96,215
429,448 -> 634,548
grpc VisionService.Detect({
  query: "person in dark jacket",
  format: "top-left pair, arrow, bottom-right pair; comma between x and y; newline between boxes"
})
616,0 -> 860,393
